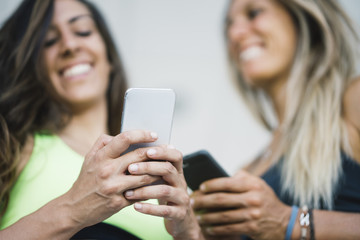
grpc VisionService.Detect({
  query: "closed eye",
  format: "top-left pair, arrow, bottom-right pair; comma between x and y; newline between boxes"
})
248,8 -> 263,20
76,31 -> 92,37
44,38 -> 58,48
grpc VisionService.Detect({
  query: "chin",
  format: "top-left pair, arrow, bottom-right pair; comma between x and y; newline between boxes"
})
242,71 -> 267,87
240,64 -> 274,87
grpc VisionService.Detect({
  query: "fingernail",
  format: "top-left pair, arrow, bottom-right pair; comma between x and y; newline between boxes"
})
196,214 -> 201,221
147,148 -> 157,156
200,184 -> 206,192
134,202 -> 142,210
129,164 -> 138,172
150,132 -> 158,139
167,145 -> 175,149
125,190 -> 134,197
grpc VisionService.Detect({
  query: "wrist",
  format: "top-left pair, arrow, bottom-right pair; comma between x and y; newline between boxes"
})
291,209 -> 301,240
44,194 -> 84,238
172,209 -> 205,240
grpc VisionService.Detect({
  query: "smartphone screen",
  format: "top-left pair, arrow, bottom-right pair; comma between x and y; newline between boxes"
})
183,150 -> 229,191
120,88 -> 176,153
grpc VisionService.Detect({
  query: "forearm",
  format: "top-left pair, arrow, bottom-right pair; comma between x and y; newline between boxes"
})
291,209 -> 360,240
0,194 -> 82,240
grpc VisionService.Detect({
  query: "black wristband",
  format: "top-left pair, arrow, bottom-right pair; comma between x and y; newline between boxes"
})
309,208 -> 315,240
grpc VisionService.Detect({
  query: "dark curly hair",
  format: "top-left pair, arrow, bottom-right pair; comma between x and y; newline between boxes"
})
0,0 -> 127,218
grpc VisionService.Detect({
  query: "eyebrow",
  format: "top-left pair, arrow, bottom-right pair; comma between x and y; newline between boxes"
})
46,14 -> 94,32
68,14 -> 93,24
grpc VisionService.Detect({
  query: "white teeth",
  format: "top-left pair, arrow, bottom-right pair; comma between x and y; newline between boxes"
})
63,64 -> 91,78
239,46 -> 263,62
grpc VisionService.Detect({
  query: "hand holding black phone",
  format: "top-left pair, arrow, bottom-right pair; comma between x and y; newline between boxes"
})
182,150 -> 229,191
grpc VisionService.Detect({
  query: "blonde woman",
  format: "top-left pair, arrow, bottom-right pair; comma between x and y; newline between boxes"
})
191,0 -> 360,239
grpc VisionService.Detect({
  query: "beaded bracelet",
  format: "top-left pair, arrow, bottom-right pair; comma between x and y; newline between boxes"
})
300,205 -> 310,240
285,206 -> 299,240
309,208 -> 315,240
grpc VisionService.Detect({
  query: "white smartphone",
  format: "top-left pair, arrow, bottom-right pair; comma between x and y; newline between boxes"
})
120,88 -> 176,153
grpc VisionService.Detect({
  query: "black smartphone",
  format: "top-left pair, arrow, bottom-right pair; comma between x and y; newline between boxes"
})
182,150 -> 229,191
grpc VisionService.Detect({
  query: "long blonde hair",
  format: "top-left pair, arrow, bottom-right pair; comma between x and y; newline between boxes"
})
226,0 -> 359,209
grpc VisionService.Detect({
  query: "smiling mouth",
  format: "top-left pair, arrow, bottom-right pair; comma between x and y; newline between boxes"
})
239,46 -> 263,62
62,63 -> 92,78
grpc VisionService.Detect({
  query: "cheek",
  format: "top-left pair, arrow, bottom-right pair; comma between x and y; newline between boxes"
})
98,57 -> 111,88
270,10 -> 297,60
91,38 -> 111,74
99,53 -> 111,80
253,17 -> 270,32
274,26 -> 297,69
42,50 -> 53,76
92,46 -> 111,94
258,15 -> 297,68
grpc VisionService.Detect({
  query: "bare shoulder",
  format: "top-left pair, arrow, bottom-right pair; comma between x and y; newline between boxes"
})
343,77 -> 360,163
343,76 -> 360,131
17,135 -> 34,175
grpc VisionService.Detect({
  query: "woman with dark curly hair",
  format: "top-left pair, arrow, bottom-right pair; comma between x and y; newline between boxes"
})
0,0 -> 202,239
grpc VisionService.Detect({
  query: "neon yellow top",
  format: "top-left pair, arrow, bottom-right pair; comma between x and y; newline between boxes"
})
0,133 -> 172,240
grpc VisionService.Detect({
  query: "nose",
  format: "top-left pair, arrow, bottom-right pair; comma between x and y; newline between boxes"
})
59,31 -> 79,57
227,17 -> 250,42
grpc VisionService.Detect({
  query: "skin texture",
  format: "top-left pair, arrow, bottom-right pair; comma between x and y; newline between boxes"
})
191,0 -> 360,239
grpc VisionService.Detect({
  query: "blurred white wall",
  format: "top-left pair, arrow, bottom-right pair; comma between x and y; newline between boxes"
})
1,0 -> 359,175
